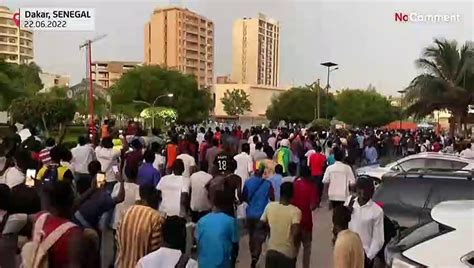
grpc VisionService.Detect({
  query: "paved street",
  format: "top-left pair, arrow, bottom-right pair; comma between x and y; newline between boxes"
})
236,204 -> 334,268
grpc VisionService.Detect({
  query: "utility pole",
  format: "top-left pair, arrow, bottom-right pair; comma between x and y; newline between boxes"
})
321,62 -> 338,119
79,34 -> 106,134
317,78 -> 321,119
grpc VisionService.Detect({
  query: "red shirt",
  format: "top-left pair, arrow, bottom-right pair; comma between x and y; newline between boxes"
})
309,153 -> 327,176
36,212 -> 82,267
292,178 -> 319,232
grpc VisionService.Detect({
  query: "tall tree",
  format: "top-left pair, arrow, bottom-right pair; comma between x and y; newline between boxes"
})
336,89 -> 397,127
404,38 -> 474,134
266,87 -> 337,124
110,65 -> 212,124
220,89 -> 252,116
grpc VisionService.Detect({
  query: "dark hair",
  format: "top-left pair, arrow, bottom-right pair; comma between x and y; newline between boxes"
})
125,165 -> 138,182
214,189 -> 234,211
88,160 -> 102,176
355,177 -> 374,192
41,180 -> 74,212
252,135 -> 259,144
45,138 -> 56,147
212,138 -> 219,147
143,149 -> 155,163
14,149 -> 31,170
78,136 -> 87,146
162,216 -> 187,251
255,142 -> 263,150
467,143 -> 472,149
49,146 -> 61,163
333,146 -> 344,161
101,137 -> 114,149
151,128 -> 161,136
171,135 -> 179,144
280,182 -> 293,200
288,162 -> 297,176
139,185 -> 161,209
316,145 -> 322,153
241,143 -> 250,154
60,147 -> 73,162
131,139 -> 142,150
333,205 -> 352,228
0,184 -> 11,211
172,159 -> 185,175
275,164 -> 283,175
300,165 -> 311,178
151,142 -> 161,154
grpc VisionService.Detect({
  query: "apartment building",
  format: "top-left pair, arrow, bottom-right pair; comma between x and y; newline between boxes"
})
144,7 -> 214,88
91,61 -> 140,89
39,72 -> 70,92
0,6 -> 33,64
231,13 -> 280,87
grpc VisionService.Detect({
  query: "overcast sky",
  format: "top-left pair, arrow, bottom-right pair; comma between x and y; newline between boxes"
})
4,0 -> 473,95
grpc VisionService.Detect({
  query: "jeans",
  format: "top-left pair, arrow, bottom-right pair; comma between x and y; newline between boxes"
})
297,230 -> 312,268
247,218 -> 266,266
265,250 -> 296,268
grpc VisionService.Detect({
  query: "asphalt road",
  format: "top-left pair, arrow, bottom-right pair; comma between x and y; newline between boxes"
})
236,203 -> 334,268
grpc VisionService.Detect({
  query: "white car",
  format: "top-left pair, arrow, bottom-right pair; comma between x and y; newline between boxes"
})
356,152 -> 474,180
387,200 -> 474,267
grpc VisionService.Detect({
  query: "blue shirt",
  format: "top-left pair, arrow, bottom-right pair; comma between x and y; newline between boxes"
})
243,176 -> 273,219
197,212 -> 238,268
327,154 -> 336,166
365,146 -> 378,165
357,135 -> 365,149
269,174 -> 283,201
137,162 -> 161,187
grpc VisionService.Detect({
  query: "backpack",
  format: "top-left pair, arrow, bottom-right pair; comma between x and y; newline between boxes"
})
42,165 -> 59,183
20,213 -> 76,268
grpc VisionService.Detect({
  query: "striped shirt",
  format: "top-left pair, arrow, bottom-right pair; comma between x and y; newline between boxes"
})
115,205 -> 165,268
39,147 -> 53,165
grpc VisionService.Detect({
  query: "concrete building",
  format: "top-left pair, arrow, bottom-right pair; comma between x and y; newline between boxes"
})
231,13 -> 280,87
91,61 -> 141,89
144,7 -> 214,88
39,72 -> 70,92
0,6 -> 34,64
213,82 -> 287,124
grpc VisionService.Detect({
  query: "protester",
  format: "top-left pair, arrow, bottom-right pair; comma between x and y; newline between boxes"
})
309,145 -> 327,202
234,143 -> 253,183
111,167 -> 140,230
242,165 -> 274,268
205,138 -> 219,174
124,138 -> 144,175
460,143 -> 474,159
151,142 -> 166,174
156,159 -> 190,217
269,164 -> 284,201
189,165 -> 213,223
137,216 -> 197,268
95,137 -> 121,186
274,139 -> 291,175
36,145 -> 74,184
71,135 -> 96,176
345,177 -> 384,268
0,149 -> 29,188
177,146 -> 197,178
292,166 -> 319,268
39,137 -> 55,166
261,182 -> 301,268
138,149 -> 161,187
115,185 -> 165,268
364,141 -> 378,165
332,206 -> 364,268
165,135 -> 180,173
196,189 -> 239,268
323,147 -> 356,209
252,142 -> 268,164
282,162 -> 297,183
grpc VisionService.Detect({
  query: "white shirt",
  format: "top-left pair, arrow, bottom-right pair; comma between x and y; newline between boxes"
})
322,161 -> 356,201
0,167 -> 25,188
71,144 -> 96,174
176,154 -> 196,178
196,132 -> 205,149
234,152 -> 253,182
345,198 -> 384,260
268,137 -> 277,151
95,147 -> 121,182
248,134 -> 262,145
156,174 -> 190,217
189,171 -> 213,212
137,247 -> 197,268
153,153 -> 165,171
460,148 -> 474,159
305,149 -> 316,166
111,182 -> 140,229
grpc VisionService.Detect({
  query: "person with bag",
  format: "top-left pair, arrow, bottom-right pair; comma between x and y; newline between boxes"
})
36,146 -> 74,184
332,206 -> 364,268
242,164 -> 274,268
344,177 -> 384,268
21,180 -> 85,268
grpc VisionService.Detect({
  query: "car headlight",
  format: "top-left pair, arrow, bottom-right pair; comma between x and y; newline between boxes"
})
391,256 -> 423,268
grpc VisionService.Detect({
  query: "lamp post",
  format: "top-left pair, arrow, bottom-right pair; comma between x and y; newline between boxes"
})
397,89 -> 406,130
133,93 -> 174,128
320,62 -> 338,119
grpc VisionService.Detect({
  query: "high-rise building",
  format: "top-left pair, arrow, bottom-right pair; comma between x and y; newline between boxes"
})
231,13 -> 280,87
91,61 -> 141,89
39,72 -> 70,92
0,6 -> 34,64
144,7 -> 214,89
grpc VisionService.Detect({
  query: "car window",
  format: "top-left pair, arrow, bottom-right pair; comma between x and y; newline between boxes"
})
374,179 -> 433,209
426,180 -> 474,209
391,159 -> 426,172
425,159 -> 468,170
398,221 -> 452,251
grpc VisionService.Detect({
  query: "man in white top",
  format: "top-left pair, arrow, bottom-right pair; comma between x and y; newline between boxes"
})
345,177 -> 384,267
323,146 -> 356,209
234,143 -> 253,183
137,216 -> 197,268
156,159 -> 190,217
0,149 -> 29,188
176,148 -> 196,178
71,135 -> 96,175
196,127 -> 206,150
111,168 -> 141,230
460,143 -> 474,159
95,137 -> 121,183
267,133 -> 277,151
189,166 -> 213,222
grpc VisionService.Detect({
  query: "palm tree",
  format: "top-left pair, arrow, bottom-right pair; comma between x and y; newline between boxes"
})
404,38 -> 474,135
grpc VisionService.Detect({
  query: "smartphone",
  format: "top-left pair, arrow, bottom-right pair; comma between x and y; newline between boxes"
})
112,165 -> 119,174
96,173 -> 106,187
25,169 -> 36,187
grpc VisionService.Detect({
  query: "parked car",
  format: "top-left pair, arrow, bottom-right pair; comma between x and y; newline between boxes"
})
372,169 -> 474,228
385,200 -> 474,267
356,152 -> 474,180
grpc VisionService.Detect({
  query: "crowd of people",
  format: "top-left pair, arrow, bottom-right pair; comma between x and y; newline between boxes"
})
0,120 -> 473,268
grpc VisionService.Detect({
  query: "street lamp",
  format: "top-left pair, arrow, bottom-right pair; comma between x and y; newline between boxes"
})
133,93 -> 174,128
321,62 -> 338,119
397,89 -> 406,130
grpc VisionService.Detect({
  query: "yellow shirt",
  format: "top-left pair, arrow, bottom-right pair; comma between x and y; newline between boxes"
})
333,230 -> 365,268
37,165 -> 71,182
260,202 -> 301,258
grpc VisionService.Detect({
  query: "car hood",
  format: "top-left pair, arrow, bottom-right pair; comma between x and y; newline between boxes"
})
356,165 -> 389,178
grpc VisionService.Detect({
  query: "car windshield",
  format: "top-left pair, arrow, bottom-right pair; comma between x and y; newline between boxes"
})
397,221 -> 453,251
